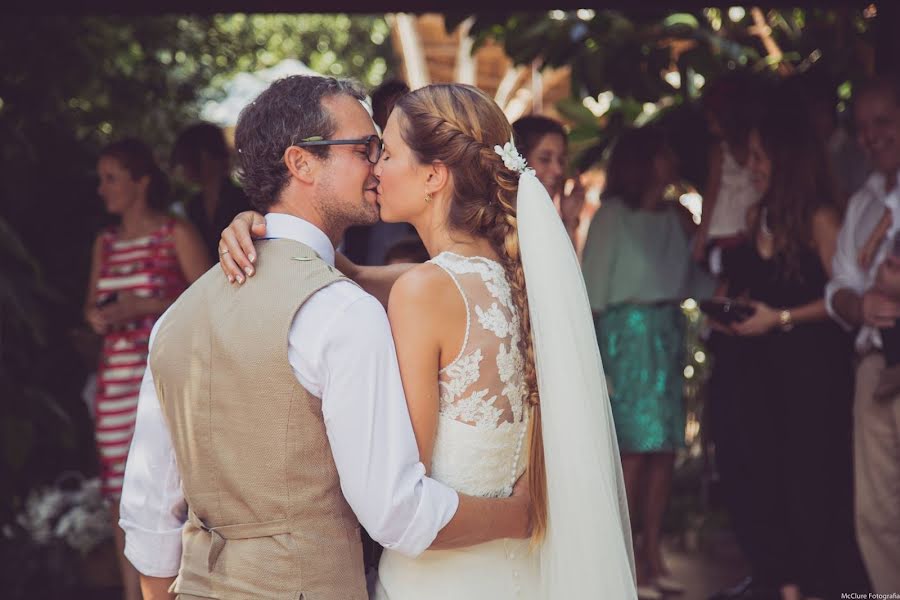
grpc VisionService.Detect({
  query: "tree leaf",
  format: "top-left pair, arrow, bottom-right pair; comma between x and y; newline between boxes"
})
555,97 -> 601,129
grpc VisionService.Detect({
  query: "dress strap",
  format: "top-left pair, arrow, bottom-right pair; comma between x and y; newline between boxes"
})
429,254 -> 472,372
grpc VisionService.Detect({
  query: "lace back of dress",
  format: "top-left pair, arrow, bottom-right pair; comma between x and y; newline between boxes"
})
430,252 -> 528,432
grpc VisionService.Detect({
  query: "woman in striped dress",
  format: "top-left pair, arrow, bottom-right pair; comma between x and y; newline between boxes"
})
84,138 -> 209,600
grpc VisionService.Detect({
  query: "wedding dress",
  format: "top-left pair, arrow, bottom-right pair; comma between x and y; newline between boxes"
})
375,251 -> 541,600
378,165 -> 636,599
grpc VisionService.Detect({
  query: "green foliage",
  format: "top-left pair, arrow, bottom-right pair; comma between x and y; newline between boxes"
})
1,15 -> 395,155
452,8 -> 873,173
0,217 -> 92,523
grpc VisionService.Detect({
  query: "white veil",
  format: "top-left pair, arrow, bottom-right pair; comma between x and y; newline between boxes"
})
516,170 -> 637,598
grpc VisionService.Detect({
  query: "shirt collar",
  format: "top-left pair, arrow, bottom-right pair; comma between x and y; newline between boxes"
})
263,213 -> 335,266
862,170 -> 900,200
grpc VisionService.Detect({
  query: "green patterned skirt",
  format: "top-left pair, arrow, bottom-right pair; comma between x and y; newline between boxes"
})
595,302 -> 686,453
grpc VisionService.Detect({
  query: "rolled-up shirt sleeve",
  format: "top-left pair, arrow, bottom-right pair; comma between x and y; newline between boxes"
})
826,200 -> 866,331
307,293 -> 459,558
119,314 -> 188,577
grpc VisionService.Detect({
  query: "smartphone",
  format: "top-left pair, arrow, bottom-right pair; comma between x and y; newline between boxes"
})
699,297 -> 755,324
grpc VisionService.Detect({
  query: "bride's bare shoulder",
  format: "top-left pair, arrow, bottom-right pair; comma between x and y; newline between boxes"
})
390,262 -> 454,302
387,262 -> 460,320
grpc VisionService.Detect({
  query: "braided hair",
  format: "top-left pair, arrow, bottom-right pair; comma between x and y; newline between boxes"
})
395,84 -> 547,540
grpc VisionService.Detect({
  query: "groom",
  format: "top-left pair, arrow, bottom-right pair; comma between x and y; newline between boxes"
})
119,75 -> 531,600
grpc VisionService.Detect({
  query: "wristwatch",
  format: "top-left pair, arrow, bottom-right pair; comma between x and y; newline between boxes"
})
778,309 -> 794,331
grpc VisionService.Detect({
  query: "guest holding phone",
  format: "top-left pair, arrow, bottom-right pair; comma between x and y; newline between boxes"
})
708,104 -> 866,600
582,126 -> 714,600
85,139 -> 209,600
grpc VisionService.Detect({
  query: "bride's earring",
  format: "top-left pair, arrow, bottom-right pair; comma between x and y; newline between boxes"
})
425,192 -> 433,204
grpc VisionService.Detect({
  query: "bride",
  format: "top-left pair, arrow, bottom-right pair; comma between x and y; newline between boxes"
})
218,83 -> 636,598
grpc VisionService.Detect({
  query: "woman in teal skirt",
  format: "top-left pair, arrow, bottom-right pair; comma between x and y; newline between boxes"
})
582,127 -> 714,599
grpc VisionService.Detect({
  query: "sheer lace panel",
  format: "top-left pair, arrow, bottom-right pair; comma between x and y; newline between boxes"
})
430,252 -> 528,432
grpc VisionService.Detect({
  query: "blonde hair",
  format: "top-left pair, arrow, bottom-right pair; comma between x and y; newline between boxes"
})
395,84 -> 547,540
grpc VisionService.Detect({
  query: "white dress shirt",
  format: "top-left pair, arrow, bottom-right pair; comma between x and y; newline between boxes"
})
826,171 -> 900,353
119,213 -> 459,577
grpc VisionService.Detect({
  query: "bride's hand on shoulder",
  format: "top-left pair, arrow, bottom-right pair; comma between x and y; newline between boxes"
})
219,211 -> 267,283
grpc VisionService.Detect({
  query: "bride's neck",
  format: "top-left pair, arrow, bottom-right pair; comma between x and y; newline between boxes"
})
412,216 -> 499,262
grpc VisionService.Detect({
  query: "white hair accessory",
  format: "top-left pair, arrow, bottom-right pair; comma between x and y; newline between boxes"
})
493,140 -> 534,176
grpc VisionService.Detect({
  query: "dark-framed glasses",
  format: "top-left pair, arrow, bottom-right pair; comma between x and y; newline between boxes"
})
296,134 -> 382,164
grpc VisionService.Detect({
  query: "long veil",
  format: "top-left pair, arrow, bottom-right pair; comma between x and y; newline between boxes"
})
517,171 -> 637,598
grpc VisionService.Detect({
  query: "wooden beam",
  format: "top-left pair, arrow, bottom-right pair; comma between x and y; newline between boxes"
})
455,16 -> 476,85
495,66 -> 530,111
391,13 -> 430,90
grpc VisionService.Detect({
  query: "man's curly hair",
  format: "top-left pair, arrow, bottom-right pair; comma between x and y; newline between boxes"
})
234,75 -> 366,212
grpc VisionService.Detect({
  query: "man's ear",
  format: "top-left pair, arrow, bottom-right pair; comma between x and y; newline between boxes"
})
284,146 -> 316,184
424,161 -> 450,196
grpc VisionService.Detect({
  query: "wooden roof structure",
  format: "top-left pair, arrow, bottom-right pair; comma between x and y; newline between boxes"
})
389,13 -> 572,123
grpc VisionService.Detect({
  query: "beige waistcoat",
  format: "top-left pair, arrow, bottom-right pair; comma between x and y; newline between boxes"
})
149,239 -> 366,600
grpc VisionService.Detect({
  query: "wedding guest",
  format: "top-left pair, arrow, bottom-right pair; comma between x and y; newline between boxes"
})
692,73 -> 764,266
84,138 -> 209,600
512,115 -> 585,247
827,75 -> 900,594
582,126 -> 715,600
698,73 -> 769,600
371,78 -> 410,134
171,122 -> 251,261
715,106 -> 866,600
801,71 -> 870,204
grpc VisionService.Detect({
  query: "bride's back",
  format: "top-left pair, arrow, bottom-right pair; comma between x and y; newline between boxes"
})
428,251 -> 529,498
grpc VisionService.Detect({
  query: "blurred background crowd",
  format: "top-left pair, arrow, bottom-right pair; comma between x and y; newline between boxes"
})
2,5 -> 899,600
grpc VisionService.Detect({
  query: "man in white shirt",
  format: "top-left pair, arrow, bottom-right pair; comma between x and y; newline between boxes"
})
826,75 -> 900,593
120,75 -> 530,600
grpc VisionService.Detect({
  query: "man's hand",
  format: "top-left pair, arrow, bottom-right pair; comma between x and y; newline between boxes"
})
511,470 -> 533,539
219,211 -> 267,283
861,287 -> 900,329
429,470 -> 534,550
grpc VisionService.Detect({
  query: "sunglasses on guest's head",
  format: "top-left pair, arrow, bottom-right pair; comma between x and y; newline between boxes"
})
296,134 -> 382,164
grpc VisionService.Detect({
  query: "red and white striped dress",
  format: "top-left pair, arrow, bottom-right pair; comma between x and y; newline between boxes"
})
94,218 -> 187,498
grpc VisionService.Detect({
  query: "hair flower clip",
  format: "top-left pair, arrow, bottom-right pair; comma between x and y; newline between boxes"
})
493,140 -> 534,176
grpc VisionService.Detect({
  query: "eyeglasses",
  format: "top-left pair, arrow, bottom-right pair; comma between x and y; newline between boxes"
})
296,134 -> 383,165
